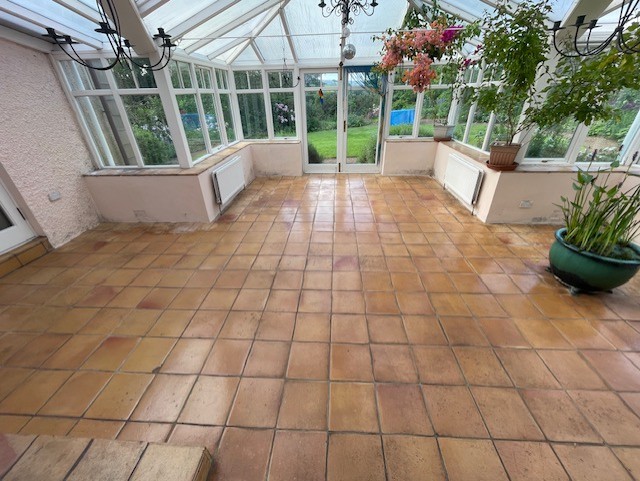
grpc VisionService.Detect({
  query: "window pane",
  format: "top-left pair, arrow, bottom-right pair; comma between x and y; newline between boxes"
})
169,61 -> 181,88
177,94 -> 206,159
133,59 -> 157,88
111,60 -> 137,89
304,73 -> 321,88
60,60 -> 108,90
234,71 -> 249,90
196,67 -> 212,89
525,119 -> 578,159
76,95 -> 137,166
220,94 -> 236,142
179,62 -> 192,88
269,71 -> 293,88
238,93 -> 267,139
216,69 -> 229,90
453,88 -> 472,141
271,92 -> 296,138
419,89 -> 452,137
489,98 -> 524,145
121,95 -> 178,165
201,94 -> 221,148
577,88 -> 640,163
389,90 -> 416,136
248,70 -> 263,89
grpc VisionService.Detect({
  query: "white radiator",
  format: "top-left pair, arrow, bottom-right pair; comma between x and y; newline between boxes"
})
212,155 -> 245,208
443,154 -> 484,210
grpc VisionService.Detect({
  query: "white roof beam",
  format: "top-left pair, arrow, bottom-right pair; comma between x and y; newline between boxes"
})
137,0 -> 171,17
0,22 -> 53,52
104,0 -> 157,54
52,0 -> 101,23
408,0 -> 478,23
251,41 -> 265,64
169,0 -> 241,40
279,9 -> 297,63
226,40 -> 251,64
185,0 -> 285,54
0,0 -> 103,48
207,37 -> 246,59
225,5 -> 282,63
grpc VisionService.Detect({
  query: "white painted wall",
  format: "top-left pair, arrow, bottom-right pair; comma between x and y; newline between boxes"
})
251,141 -> 303,176
381,140 -> 437,175
0,38 -> 100,247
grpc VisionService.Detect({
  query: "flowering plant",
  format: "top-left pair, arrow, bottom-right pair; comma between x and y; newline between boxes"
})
274,102 -> 294,125
374,5 -> 479,92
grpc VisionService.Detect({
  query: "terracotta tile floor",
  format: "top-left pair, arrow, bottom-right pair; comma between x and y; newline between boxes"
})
1,175 -> 640,480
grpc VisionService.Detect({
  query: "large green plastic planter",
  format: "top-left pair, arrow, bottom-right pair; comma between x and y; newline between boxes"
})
549,228 -> 640,292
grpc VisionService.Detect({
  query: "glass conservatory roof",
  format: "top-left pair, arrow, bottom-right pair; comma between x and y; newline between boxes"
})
1,0 -> 580,66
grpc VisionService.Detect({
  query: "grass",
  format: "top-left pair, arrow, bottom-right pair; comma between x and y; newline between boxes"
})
307,124 -> 378,158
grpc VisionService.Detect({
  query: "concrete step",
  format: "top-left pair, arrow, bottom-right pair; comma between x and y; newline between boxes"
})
0,433 -> 212,480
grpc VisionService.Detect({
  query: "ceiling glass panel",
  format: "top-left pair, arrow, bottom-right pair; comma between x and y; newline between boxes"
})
143,0 -> 228,33
231,44 -> 261,65
194,16 -> 265,57
16,0 -> 102,39
254,15 -> 294,63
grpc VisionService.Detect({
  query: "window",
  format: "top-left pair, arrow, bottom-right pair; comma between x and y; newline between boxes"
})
110,59 -> 157,89
453,88 -> 472,141
60,61 -> 108,90
220,94 -> 236,142
525,120 -> 578,161
237,92 -> 268,139
201,94 -> 221,148
196,67 -> 212,89
234,70 -> 262,90
121,95 -> 178,165
268,70 -> 296,139
215,69 -> 229,90
177,94 -> 207,159
169,61 -> 193,89
418,88 -> 452,138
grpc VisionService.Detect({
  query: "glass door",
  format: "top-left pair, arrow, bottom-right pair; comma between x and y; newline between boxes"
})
302,70 -> 341,173
342,69 -> 384,173
0,180 -> 35,254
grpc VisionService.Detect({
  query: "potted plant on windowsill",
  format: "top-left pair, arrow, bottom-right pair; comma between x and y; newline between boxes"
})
467,0 -> 551,170
549,159 -> 640,293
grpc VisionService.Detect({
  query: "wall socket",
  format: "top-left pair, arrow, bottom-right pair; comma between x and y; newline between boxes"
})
519,200 -> 533,209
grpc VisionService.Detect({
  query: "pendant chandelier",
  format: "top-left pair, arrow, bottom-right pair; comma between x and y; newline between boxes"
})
550,0 -> 639,57
318,0 -> 379,26
43,0 -> 176,71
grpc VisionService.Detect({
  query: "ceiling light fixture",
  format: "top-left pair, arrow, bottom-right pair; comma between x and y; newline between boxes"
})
550,0 -> 639,57
318,0 -> 379,26
43,0 -> 176,71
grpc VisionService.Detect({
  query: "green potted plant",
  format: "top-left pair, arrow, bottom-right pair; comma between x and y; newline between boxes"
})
549,160 -> 640,293
469,0 -> 551,170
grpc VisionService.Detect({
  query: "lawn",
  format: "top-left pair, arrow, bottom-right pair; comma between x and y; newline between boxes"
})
307,124 -> 378,158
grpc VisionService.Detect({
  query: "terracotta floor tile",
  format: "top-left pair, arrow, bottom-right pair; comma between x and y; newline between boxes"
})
242,270 -> 275,289
364,291 -> 400,314
569,390 -> 640,445
160,338 -> 212,374
19,417 -> 76,436
383,435 -> 445,481
286,342 -> 329,380
332,291 -> 366,314
581,350 -> 640,391
298,290 -> 332,313
243,341 -> 290,377
254,312 -> 295,341
264,289 -> 300,312
439,438 -> 509,481
76,286 -> 122,308
361,272 -> 393,291
218,310 -> 261,339
329,382 -> 378,432
513,318 -> 571,349
0,370 -> 72,415
480,274 -> 521,294
277,380 -> 328,430
367,315 -> 407,343
538,350 -> 606,390
331,314 -> 368,343
330,343 -> 373,382
553,444 -> 632,481
215,270 -> 249,289
454,347 -> 512,386
232,288 -> 270,311
477,317 -> 530,348
120,337 -> 175,373
413,346 -> 465,385
0,415 -> 30,434
495,441 -> 569,481
227,377 -> 283,428
439,316 -> 489,346
529,294 -> 582,319
429,293 -> 471,316
107,287 -> 152,309
117,422 -> 171,443
39,371 -> 111,417
178,376 -> 239,425
293,313 -> 330,342
167,288 -> 208,310
81,336 -> 139,371
521,389 -> 601,443
131,374 -> 195,422
420,272 -> 456,292
551,319 -> 616,350
147,310 -> 194,337
0,368 -> 33,401
395,291 -> 434,315
4,334 -> 69,368
495,294 -> 544,318
168,424 -> 223,455
612,447 -> 640,480
423,385 -> 488,438
370,344 -> 417,383
214,428 -> 273,481
136,287 -> 180,310
269,431 -> 327,481
327,433 -> 385,481
85,373 -> 153,420
495,349 -> 560,389
402,315 -> 447,345
68,419 -> 124,439
112,310 -> 161,337
592,320 -> 640,351
201,339 -> 251,376
333,271 -> 362,290
377,384 -> 432,435
200,288 -> 239,310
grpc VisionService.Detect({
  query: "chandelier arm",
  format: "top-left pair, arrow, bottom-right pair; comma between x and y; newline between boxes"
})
617,28 -> 640,53
126,45 -> 172,70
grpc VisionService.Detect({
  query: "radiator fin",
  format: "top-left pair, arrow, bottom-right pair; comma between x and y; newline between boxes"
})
443,154 -> 484,210
212,156 -> 245,208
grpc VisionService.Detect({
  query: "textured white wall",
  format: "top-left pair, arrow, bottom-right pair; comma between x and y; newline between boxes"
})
0,38 -> 100,247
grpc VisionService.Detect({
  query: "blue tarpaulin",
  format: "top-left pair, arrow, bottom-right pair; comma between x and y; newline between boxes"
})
390,109 -> 415,126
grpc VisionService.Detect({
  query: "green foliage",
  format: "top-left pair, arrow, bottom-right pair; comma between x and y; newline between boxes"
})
559,161 -> 640,260
472,0 -> 552,144
526,130 -> 571,158
389,124 -> 414,136
307,144 -> 324,164
358,135 -> 378,164
530,26 -> 640,130
132,127 -> 176,165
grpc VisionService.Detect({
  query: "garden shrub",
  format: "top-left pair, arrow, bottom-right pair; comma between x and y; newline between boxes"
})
358,135 -> 378,164
308,144 -> 324,164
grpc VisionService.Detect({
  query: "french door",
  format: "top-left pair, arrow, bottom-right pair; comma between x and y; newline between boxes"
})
302,69 -> 383,173
0,180 -> 35,254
